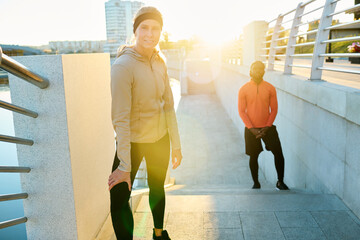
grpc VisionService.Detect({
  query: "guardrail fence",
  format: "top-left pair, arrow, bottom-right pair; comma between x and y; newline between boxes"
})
261,0 -> 360,79
0,46 -> 49,230
223,0 -> 360,80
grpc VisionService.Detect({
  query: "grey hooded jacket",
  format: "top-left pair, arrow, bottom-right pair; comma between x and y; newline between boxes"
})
111,46 -> 181,172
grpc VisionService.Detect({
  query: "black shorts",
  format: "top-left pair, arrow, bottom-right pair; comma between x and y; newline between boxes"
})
244,125 -> 283,156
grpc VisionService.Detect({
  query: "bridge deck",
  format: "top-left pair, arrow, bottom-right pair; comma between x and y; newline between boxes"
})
131,94 -> 360,240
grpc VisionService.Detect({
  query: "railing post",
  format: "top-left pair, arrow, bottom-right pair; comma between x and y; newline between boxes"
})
310,0 -> 338,80
268,15 -> 284,70
284,3 -> 306,75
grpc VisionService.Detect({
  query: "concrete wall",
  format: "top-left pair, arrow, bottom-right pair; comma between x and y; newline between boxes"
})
214,63 -> 360,219
9,53 -> 115,239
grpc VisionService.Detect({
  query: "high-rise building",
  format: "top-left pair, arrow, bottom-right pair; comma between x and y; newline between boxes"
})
104,0 -> 144,56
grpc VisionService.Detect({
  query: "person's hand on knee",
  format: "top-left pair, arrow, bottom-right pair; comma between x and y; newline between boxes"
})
108,169 -> 131,191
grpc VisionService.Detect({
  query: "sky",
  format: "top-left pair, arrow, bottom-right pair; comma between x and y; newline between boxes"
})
0,0 -> 355,46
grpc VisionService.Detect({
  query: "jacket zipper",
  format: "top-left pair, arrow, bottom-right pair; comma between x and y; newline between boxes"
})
148,55 -> 162,139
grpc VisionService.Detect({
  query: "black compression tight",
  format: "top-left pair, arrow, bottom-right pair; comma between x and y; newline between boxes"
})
110,133 -> 170,240
249,149 -> 285,183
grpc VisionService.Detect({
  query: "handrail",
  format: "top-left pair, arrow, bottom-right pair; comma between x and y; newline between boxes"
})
319,53 -> 360,57
0,134 -> 34,145
0,166 -> 31,173
268,17 -> 278,24
318,67 -> 360,75
276,36 -> 290,41
322,35 -> 360,44
0,193 -> 28,202
0,100 -> 38,118
292,41 -> 316,47
296,18 -> 321,27
289,64 -> 312,68
278,27 -> 292,34
301,0 -> 318,7
0,217 -> 28,230
291,53 -> 314,57
294,29 -> 318,37
282,18 -> 295,25
258,0 -> 360,79
326,19 -> 360,30
281,8 -> 297,17
328,3 -> 360,17
0,47 -> 49,89
299,6 -> 324,18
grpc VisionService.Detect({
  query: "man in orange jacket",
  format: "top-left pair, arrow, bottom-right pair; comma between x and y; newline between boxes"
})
238,61 -> 289,190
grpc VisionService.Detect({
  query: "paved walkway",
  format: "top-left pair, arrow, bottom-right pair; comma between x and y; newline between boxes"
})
133,94 -> 360,240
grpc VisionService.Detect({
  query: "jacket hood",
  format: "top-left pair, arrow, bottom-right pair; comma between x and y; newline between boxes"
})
116,45 -> 159,62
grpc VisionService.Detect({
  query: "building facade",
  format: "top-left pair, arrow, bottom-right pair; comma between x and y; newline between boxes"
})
104,0 -> 144,56
49,40 -> 106,54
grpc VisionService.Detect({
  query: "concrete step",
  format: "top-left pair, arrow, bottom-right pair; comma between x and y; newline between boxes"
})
165,184 -> 307,195
132,186 -> 360,240
137,187 -> 348,213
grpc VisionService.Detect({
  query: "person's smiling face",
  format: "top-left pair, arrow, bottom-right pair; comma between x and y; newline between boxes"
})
135,19 -> 161,50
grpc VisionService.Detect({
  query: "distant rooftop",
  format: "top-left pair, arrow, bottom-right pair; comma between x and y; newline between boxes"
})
0,44 -> 44,55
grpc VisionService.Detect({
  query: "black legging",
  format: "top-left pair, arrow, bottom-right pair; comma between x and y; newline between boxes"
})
110,133 -> 170,240
249,148 -> 284,183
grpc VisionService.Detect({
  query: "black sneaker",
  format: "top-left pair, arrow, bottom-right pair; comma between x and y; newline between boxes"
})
276,181 -> 289,190
153,229 -> 171,240
252,182 -> 261,189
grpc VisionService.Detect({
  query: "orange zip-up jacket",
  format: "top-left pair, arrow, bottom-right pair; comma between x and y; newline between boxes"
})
238,79 -> 278,129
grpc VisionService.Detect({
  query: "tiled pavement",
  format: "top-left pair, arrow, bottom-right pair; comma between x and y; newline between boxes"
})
133,94 -> 360,240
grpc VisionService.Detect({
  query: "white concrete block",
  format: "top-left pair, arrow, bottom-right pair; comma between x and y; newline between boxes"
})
343,164 -> 360,219
346,91 -> 360,125
317,110 -> 346,161
10,54 -> 114,240
297,79 -> 319,104
283,147 -> 306,189
314,144 -> 344,198
316,82 -> 347,118
345,121 -> 360,172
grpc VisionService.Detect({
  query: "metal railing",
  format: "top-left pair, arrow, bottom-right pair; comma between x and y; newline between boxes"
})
0,47 -> 50,230
0,47 -> 49,88
260,0 -> 360,80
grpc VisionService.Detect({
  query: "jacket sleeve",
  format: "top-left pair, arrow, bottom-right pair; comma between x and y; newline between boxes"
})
238,87 -> 254,128
266,85 -> 278,126
111,63 -> 132,172
163,69 -> 181,150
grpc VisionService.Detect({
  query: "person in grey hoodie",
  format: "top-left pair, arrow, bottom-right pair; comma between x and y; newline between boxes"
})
107,6 -> 182,240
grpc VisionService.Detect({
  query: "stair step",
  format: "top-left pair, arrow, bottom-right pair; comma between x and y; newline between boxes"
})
136,191 -> 348,213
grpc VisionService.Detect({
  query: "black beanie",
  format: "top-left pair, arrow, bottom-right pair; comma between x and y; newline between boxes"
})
133,7 -> 163,33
